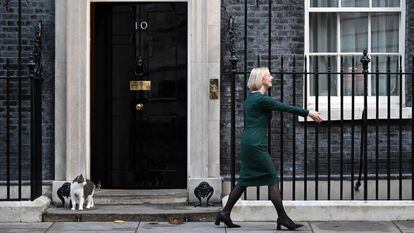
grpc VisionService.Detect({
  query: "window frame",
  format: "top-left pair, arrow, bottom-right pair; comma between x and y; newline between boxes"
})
304,0 -> 406,116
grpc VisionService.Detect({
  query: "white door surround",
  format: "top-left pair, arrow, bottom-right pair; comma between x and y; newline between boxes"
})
54,0 -> 222,202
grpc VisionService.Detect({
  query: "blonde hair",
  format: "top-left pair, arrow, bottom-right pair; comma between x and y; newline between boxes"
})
247,67 -> 269,91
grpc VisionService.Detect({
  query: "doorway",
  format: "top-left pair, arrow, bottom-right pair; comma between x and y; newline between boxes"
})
90,2 -> 188,189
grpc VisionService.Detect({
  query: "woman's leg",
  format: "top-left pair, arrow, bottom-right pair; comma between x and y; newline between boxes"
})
215,184 -> 246,228
222,184 -> 246,215
268,182 -> 288,219
269,182 -> 302,230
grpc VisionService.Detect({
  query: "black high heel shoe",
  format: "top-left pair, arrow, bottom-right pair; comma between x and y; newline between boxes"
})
276,217 -> 303,230
214,211 -> 241,228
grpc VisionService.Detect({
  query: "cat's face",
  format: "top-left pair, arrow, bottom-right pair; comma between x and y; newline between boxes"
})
73,174 -> 86,186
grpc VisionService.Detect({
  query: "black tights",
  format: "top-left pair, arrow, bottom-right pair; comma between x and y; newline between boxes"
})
268,182 -> 288,219
222,183 -> 289,220
222,184 -> 246,214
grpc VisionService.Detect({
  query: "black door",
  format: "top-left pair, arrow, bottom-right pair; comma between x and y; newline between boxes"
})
91,3 -> 187,189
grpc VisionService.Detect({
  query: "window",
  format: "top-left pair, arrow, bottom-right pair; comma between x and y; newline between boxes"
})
304,0 -> 406,118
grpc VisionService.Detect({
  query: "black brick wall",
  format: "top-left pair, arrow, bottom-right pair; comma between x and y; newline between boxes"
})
220,0 -> 414,180
0,0 -> 412,183
0,0 -> 54,181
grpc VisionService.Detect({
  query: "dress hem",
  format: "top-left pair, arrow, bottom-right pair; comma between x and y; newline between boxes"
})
237,177 -> 279,187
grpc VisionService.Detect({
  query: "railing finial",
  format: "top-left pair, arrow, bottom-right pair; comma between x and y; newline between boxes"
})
229,16 -> 239,74
360,49 -> 370,74
2,0 -> 10,11
28,21 -> 43,81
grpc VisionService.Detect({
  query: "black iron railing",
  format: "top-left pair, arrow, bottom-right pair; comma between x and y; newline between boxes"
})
228,12 -> 414,201
0,1 -> 43,201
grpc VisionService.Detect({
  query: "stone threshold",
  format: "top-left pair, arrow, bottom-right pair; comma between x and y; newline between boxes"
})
51,182 -> 191,206
93,189 -> 188,205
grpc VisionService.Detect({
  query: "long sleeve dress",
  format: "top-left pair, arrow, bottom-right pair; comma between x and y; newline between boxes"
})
237,92 -> 309,186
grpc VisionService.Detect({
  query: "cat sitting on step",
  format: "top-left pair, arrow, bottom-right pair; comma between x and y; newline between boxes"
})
70,174 -> 95,211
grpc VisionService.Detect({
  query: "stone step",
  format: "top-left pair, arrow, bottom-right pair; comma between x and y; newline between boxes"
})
43,204 -> 220,222
93,189 -> 188,205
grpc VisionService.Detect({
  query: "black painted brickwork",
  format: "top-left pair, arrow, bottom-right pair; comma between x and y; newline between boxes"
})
220,0 -> 414,179
0,0 -> 54,181
0,0 -> 413,183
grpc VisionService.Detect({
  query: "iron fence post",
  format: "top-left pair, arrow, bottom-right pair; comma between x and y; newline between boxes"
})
229,16 -> 239,190
29,21 -> 43,201
360,49 -> 370,200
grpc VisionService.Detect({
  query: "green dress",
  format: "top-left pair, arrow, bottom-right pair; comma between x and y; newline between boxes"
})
237,92 -> 309,186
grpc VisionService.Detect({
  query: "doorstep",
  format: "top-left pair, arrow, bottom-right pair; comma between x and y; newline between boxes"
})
43,204 -> 220,222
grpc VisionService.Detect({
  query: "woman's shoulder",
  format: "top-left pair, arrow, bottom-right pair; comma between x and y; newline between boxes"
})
247,92 -> 274,102
246,93 -> 276,109
246,92 -> 265,102
255,93 -> 274,103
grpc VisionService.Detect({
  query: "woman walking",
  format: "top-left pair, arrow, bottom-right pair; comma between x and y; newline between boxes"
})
215,67 -> 323,230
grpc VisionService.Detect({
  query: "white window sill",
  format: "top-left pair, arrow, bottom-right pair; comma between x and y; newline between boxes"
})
298,107 -> 412,122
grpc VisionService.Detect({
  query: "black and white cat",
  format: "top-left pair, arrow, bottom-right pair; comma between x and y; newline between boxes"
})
70,174 -> 95,211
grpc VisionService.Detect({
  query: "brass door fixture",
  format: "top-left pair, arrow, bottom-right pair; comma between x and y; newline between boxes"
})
135,103 -> 144,111
130,80 -> 151,91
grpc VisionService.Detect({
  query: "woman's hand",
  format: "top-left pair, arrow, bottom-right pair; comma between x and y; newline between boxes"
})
308,110 -> 323,123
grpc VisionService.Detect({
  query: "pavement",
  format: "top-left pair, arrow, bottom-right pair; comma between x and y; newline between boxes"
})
1,221 -> 414,233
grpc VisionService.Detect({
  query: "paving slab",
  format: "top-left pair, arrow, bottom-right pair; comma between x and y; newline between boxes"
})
226,221 -> 312,233
46,222 -> 139,233
0,230 -> 46,233
310,221 -> 401,233
137,222 -> 225,233
394,221 -> 414,233
47,231 -> 135,233
0,222 -> 52,233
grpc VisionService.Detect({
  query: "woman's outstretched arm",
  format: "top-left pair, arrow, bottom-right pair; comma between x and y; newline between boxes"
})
260,95 -> 323,123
